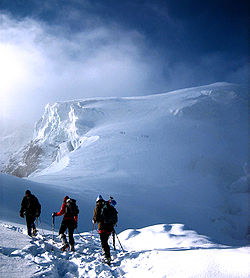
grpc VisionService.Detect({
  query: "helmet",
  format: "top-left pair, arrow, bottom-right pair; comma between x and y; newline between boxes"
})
96,195 -> 103,202
109,199 -> 117,207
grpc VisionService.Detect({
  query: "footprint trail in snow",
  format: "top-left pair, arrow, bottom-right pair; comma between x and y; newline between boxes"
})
0,223 -> 126,278
1,222 -> 249,278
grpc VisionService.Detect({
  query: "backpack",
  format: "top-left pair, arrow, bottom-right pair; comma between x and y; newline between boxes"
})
100,201 -> 118,225
26,195 -> 41,217
65,199 -> 79,217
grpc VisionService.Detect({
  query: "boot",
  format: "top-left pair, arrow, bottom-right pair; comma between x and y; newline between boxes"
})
32,228 -> 37,237
70,244 -> 75,252
104,256 -> 111,266
60,233 -> 69,251
60,243 -> 69,251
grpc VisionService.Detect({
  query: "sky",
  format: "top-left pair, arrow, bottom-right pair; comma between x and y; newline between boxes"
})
0,0 -> 248,124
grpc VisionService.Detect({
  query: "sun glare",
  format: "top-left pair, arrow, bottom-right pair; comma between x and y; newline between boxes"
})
0,44 -> 27,100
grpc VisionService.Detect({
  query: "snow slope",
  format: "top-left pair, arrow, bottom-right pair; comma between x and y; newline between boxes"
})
0,82 -> 249,277
2,83 -> 249,245
1,221 -> 249,278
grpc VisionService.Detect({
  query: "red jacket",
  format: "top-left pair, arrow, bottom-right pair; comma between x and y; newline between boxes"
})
56,197 -> 78,222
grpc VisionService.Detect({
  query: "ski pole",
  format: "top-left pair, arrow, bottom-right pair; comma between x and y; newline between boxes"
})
113,230 -> 115,250
114,229 -> 124,252
91,222 -> 95,237
94,223 -> 99,233
87,222 -> 95,240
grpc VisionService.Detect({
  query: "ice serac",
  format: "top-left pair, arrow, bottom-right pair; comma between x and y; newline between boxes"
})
4,100 -> 102,177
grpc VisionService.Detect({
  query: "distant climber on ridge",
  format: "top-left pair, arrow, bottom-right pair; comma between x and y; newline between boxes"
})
52,196 -> 79,251
20,190 -> 41,237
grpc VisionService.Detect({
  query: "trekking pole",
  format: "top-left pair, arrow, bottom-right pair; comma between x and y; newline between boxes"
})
114,229 -> 124,252
91,222 -> 95,237
35,217 -> 39,236
52,215 -> 55,251
112,230 -> 116,251
38,217 -> 45,236
93,222 -> 99,233
86,222 -> 95,240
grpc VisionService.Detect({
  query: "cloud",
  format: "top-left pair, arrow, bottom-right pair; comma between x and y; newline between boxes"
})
0,9 -> 248,125
0,13 -> 166,123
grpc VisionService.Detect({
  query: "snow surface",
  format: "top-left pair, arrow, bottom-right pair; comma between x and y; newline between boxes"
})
0,221 -> 249,278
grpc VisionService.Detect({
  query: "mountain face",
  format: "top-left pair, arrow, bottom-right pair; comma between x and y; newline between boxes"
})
2,83 -> 249,244
3,100 -> 104,177
4,82 -> 247,179
0,122 -> 33,173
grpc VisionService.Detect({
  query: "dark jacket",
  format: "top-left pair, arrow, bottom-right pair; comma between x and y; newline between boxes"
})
93,200 -> 117,232
20,194 -> 41,217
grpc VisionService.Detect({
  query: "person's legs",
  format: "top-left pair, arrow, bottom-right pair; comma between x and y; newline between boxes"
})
68,222 -> 75,250
100,232 -> 111,259
26,216 -> 32,236
59,220 -> 68,247
30,216 -> 37,236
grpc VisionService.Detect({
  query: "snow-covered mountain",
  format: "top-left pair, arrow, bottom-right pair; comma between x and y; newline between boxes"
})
2,82 -> 249,245
0,121 -> 33,172
4,82 -> 247,178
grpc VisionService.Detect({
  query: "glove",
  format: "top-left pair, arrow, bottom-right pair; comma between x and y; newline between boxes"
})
20,212 -> 24,218
92,220 -> 95,224
52,212 -> 57,217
